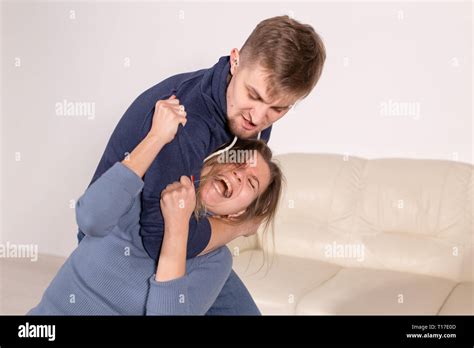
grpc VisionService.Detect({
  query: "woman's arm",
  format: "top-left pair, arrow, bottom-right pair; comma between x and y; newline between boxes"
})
154,221 -> 189,280
144,175 -> 234,315
121,134 -> 166,178
145,246 -> 232,315
75,162 -> 145,237
144,176 -> 195,315
76,96 -> 187,238
155,175 -> 195,281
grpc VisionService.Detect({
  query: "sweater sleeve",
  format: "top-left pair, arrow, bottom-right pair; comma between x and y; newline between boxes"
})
75,162 -> 144,238
145,246 -> 232,315
146,276 -> 189,315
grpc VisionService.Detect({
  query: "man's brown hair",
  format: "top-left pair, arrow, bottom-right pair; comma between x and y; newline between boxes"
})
240,15 -> 326,101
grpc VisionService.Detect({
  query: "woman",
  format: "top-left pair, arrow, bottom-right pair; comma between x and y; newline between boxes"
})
28,96 -> 283,315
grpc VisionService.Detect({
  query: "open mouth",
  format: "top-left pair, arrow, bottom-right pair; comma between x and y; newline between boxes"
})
241,114 -> 256,130
213,175 -> 233,198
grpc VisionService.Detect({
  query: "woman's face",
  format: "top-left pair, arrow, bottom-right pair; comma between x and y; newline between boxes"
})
199,152 -> 271,216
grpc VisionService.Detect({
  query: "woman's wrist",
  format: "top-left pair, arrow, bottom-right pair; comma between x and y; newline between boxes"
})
121,133 -> 166,178
155,223 -> 189,282
163,217 -> 189,235
144,132 -> 167,148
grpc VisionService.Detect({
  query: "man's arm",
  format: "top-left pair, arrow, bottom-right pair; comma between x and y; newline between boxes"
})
197,216 -> 263,256
138,111 -> 213,260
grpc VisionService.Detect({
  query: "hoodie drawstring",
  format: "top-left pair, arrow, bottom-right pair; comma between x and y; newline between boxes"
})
203,136 -> 238,162
203,131 -> 261,163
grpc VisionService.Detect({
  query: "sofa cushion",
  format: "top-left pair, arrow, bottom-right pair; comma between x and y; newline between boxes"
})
273,154 -> 473,283
232,249 -> 341,315
438,282 -> 474,315
295,268 -> 456,314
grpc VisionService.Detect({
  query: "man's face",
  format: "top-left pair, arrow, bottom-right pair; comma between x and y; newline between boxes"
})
226,63 -> 297,139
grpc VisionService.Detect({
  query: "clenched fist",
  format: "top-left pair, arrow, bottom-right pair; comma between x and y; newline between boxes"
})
149,95 -> 187,144
160,175 -> 196,227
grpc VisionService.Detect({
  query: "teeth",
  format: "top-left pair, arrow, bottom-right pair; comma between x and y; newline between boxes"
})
213,181 -> 224,196
215,175 -> 232,198
222,177 -> 232,197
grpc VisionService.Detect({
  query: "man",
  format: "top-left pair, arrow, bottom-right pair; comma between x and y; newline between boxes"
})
78,15 -> 326,315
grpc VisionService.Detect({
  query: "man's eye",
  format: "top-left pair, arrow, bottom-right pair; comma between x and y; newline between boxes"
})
273,108 -> 286,114
248,93 -> 258,101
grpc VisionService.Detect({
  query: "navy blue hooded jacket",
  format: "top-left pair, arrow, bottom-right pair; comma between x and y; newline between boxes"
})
78,56 -> 272,261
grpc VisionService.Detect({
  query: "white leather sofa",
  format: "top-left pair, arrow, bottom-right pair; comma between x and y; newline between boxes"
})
227,153 -> 473,315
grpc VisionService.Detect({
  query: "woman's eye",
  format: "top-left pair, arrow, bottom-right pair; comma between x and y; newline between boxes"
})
248,179 -> 255,189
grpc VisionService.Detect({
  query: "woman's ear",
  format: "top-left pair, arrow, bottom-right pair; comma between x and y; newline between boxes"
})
227,209 -> 246,219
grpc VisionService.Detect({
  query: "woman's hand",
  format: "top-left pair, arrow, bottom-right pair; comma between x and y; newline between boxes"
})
160,176 -> 196,228
122,96 -> 186,178
149,95 -> 187,144
156,175 -> 195,282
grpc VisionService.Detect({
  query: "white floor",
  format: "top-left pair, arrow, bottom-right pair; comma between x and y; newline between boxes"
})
0,254 -> 65,315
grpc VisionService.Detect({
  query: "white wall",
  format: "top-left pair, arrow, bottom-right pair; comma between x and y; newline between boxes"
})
1,1 -> 472,257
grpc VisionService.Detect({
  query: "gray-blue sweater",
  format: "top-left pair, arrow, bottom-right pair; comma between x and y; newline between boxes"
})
28,162 -> 232,315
